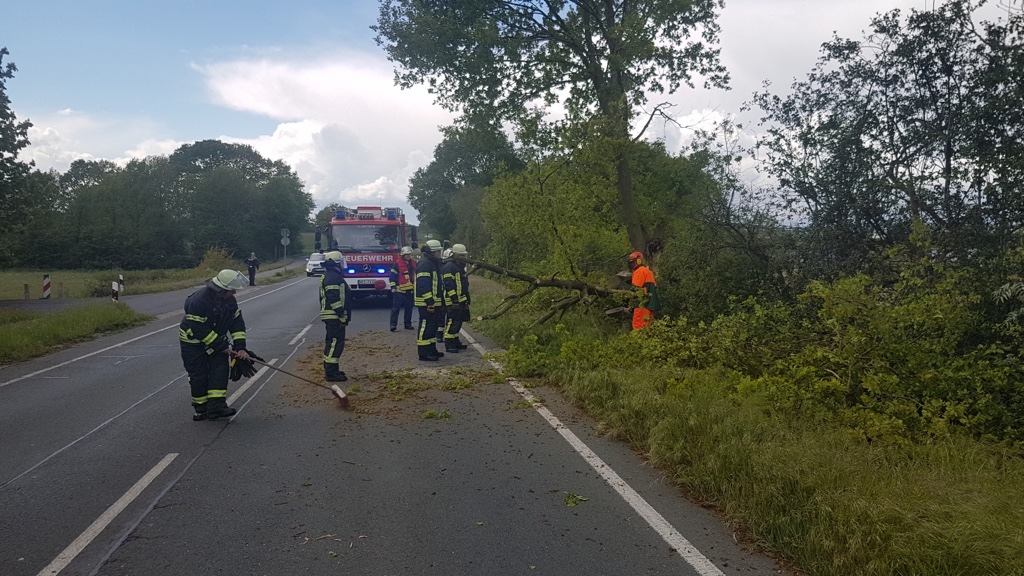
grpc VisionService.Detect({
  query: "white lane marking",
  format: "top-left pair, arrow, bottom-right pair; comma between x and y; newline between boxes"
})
0,324 -> 179,388
227,360 -> 275,405
289,324 -> 312,346
460,330 -> 726,576
36,453 -> 178,576
1,374 -> 186,491
0,277 -> 309,388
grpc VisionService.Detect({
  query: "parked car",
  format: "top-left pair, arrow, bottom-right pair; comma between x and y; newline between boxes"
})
306,252 -> 326,276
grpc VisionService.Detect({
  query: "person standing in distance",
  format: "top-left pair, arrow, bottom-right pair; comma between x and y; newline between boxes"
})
244,252 -> 260,286
389,246 -> 416,331
414,239 -> 445,361
442,243 -> 471,353
179,269 -> 252,421
628,251 -> 659,330
320,251 -> 349,381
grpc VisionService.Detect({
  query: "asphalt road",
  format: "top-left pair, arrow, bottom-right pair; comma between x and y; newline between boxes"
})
0,276 -> 790,576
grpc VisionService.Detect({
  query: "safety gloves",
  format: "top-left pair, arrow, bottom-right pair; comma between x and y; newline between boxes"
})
230,350 -> 265,381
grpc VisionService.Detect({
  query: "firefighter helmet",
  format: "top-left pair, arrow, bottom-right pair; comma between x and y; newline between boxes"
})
451,243 -> 468,256
324,250 -> 345,266
210,269 -> 248,291
422,239 -> 442,254
441,248 -> 453,260
400,246 -> 414,256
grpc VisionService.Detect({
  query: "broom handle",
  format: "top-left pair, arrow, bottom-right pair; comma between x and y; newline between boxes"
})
247,356 -> 330,390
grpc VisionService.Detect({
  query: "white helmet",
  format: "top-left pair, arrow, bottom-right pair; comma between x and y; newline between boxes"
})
450,243 -> 468,256
422,239 -> 442,254
400,246 -> 414,256
324,250 -> 345,266
441,248 -> 453,260
210,269 -> 248,291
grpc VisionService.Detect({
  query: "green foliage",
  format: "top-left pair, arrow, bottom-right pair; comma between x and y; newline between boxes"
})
0,303 -> 152,365
1,140 -> 314,270
374,0 -> 729,252
753,1 -> 1024,273
475,283 -> 1024,575
408,117 -> 525,248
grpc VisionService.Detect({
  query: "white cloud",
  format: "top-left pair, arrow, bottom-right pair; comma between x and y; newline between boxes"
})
195,51 -> 454,215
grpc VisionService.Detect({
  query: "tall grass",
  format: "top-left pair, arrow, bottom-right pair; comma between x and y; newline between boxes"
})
467,278 -> 1024,575
0,303 -> 152,365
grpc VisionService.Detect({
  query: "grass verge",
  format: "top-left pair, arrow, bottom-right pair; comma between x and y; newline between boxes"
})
0,303 -> 153,365
465,276 -> 1024,575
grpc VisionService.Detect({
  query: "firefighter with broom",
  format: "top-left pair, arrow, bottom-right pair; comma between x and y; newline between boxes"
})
320,250 -> 350,382
179,269 -> 257,421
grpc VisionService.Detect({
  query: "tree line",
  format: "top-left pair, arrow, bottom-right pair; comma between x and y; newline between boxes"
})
1,125 -> 313,268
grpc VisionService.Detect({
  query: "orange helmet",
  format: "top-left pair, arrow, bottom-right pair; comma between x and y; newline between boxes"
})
628,251 -> 644,266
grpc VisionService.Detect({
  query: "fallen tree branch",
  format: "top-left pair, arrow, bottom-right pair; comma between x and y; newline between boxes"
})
453,255 -> 633,323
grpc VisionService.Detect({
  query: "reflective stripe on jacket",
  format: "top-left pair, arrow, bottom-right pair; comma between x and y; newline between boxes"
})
414,256 -> 443,307
320,266 -> 348,322
179,286 -> 246,354
442,260 -> 469,305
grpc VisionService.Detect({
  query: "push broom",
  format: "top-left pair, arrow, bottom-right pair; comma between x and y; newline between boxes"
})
247,356 -> 349,408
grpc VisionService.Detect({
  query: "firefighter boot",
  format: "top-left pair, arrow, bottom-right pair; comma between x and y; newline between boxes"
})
192,403 -> 207,421
205,398 -> 237,420
324,362 -> 348,382
445,340 -> 461,353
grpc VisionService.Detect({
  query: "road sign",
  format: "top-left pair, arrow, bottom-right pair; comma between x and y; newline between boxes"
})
281,237 -> 291,246
280,228 -> 290,238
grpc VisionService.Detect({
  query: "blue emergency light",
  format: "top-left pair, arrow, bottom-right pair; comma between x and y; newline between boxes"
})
385,208 -> 397,220
335,210 -> 346,220
376,267 -> 387,274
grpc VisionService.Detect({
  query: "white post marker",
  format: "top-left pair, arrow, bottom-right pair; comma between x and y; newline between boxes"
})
111,281 -> 119,302
42,275 -> 51,299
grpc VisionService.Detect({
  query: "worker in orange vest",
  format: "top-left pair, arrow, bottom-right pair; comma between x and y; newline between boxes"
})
628,251 -> 659,330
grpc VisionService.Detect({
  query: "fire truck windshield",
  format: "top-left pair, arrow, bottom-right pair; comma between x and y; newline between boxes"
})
332,224 -> 401,252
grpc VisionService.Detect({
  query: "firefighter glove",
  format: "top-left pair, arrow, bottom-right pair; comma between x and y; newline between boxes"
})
229,350 -> 263,381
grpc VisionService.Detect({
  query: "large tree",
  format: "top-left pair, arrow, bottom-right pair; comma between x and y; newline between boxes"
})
753,0 -> 1024,274
0,47 -> 37,251
408,115 -> 524,244
374,0 -> 728,253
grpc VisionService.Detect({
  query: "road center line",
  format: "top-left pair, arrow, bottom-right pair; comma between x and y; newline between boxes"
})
36,453 -> 178,576
460,330 -> 725,576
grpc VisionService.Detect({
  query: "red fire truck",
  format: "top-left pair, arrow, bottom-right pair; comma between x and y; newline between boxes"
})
325,206 -> 417,298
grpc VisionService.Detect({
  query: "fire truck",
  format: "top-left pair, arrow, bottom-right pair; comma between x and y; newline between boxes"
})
325,206 -> 417,298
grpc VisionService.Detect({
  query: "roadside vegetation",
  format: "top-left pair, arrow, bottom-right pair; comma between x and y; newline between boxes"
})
0,304 -> 152,365
0,249 -> 301,366
0,248 -> 298,300
471,273 -> 1024,575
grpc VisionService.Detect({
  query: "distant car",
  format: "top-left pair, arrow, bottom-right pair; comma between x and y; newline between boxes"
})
306,252 -> 326,276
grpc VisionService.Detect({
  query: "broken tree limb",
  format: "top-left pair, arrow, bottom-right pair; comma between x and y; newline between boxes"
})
452,255 -> 634,323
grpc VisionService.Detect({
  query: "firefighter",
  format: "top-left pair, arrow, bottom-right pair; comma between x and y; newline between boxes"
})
442,243 -> 471,353
414,239 -> 445,361
320,251 -> 350,381
389,246 -> 416,331
179,269 -> 251,421
628,251 -> 659,330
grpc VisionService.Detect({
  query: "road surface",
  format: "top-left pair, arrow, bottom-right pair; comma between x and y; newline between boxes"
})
0,276 -> 790,575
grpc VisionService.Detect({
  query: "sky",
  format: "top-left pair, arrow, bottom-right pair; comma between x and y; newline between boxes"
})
1,0 -> 999,225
